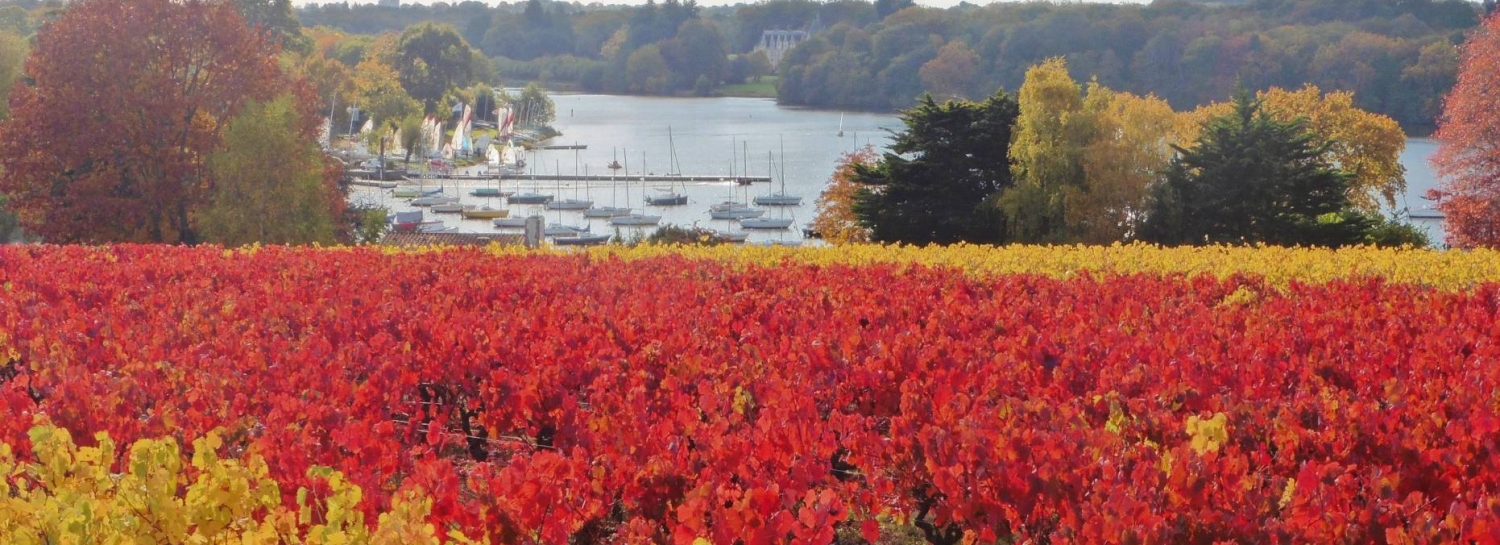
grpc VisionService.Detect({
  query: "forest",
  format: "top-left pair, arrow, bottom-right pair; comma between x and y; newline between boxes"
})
297,0 -> 1491,133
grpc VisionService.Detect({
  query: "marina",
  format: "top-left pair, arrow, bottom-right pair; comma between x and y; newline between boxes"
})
349,95 -> 1445,246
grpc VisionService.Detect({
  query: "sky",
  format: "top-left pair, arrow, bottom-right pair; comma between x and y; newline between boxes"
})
294,0 -> 1153,9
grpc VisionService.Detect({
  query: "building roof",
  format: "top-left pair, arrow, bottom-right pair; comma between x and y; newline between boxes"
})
381,232 -> 523,247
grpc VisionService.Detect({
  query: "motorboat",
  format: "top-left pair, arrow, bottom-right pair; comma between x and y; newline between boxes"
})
493,217 -> 529,228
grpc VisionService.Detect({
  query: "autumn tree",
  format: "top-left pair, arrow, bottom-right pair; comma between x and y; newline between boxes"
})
999,58 -> 1094,242
1074,88 -> 1183,242
853,92 -> 1019,245
919,41 -> 979,100
201,97 -> 341,246
352,59 -> 421,139
1431,12 -> 1500,248
1140,88 -> 1370,247
0,0 -> 283,243
393,22 -> 475,109
1256,86 -> 1407,211
812,146 -> 878,244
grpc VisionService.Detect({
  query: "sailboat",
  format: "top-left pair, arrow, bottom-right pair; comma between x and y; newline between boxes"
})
410,162 -> 458,207
753,144 -> 801,206
585,150 -> 631,218
611,150 -> 662,226
741,143 -> 793,229
463,169 -> 510,219
546,153 -> 593,210
507,147 -> 553,204
837,113 -> 844,137
709,140 -> 765,219
645,127 -> 689,207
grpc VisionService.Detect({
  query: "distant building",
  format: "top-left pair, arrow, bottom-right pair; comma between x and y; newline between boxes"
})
754,15 -> 825,72
377,0 -> 400,7
755,30 -> 809,71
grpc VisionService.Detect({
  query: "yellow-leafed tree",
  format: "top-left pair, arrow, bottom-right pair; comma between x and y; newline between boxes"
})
1184,85 -> 1406,212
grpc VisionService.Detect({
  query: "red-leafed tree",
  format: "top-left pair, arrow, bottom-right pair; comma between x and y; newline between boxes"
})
0,0 -> 284,244
1431,12 -> 1500,248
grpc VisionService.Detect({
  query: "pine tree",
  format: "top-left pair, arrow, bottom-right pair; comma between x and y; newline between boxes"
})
851,92 -> 1019,245
1140,86 -> 1370,247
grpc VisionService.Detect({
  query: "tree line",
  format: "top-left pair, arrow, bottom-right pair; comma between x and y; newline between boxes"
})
814,58 -> 1427,248
300,0 -> 1478,132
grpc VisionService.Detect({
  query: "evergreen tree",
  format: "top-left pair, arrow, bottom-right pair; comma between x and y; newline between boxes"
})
1140,87 -> 1369,246
852,92 -> 1019,245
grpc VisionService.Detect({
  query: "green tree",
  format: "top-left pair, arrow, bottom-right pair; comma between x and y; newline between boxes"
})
508,82 -> 556,129
626,44 -> 670,94
664,19 -> 727,92
393,22 -> 475,109
852,92 -> 1020,245
0,31 -> 25,121
397,114 -> 428,163
1140,88 -> 1368,247
201,97 -> 341,246
232,0 -> 309,53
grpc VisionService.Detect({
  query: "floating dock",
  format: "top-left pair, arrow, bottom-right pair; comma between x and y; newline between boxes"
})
538,144 -> 588,150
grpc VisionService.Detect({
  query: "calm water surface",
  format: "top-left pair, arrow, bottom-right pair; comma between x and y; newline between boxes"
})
354,95 -> 1446,245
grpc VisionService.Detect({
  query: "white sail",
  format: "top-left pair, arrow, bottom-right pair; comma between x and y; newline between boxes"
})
360,118 -> 374,134
449,112 -> 463,155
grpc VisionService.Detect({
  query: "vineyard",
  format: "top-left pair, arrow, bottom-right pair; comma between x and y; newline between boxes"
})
3,244 -> 1500,543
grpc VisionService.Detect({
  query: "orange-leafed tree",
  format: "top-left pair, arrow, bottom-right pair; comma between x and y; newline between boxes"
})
1431,12 -> 1500,248
0,0 -> 284,244
812,146 -> 878,244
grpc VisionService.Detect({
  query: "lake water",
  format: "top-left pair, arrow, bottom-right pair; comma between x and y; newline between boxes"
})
352,94 -> 896,245
352,94 -> 1446,245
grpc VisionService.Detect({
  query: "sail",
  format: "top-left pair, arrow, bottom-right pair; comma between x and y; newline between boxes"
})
390,127 -> 404,156
449,111 -> 464,156
502,139 -> 519,166
428,117 -> 441,156
487,143 -> 501,165
460,105 -> 475,154
360,118 -> 374,134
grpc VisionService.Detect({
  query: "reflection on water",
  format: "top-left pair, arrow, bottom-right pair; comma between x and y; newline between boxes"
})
354,94 -> 1446,246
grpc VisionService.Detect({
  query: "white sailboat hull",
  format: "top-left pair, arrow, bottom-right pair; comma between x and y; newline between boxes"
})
740,217 -> 794,230
753,194 -> 802,206
583,206 -> 632,218
610,214 -> 662,226
710,208 -> 764,220
545,199 -> 594,210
